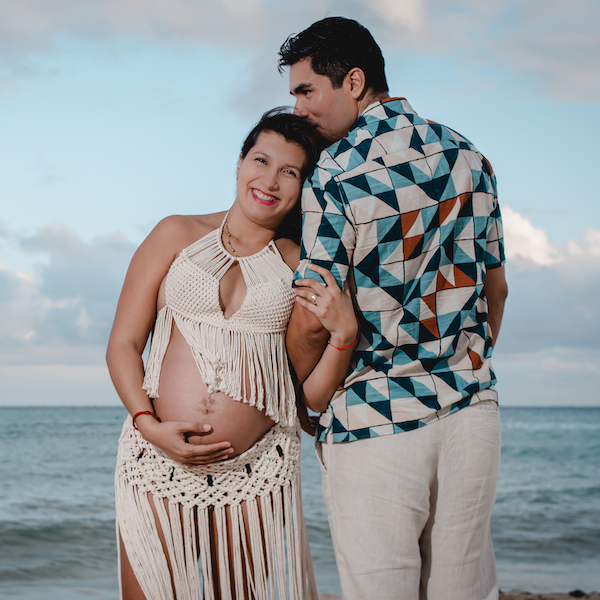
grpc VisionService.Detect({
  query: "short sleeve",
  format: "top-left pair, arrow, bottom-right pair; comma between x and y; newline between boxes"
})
294,162 -> 356,289
482,162 -> 505,268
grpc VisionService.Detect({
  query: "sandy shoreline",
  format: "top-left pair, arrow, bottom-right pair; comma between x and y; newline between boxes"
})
498,593 -> 600,600
318,592 -> 600,600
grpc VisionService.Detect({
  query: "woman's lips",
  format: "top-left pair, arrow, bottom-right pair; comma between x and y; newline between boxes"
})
252,188 -> 279,205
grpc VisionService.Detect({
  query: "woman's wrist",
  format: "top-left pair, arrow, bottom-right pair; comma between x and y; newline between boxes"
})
328,330 -> 359,350
132,410 -> 162,431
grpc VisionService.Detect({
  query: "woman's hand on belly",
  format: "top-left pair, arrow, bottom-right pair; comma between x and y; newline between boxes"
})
155,326 -> 276,458
154,391 -> 276,458
135,415 -> 234,466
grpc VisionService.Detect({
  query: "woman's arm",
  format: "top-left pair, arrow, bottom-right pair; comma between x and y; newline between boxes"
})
277,239 -> 330,385
292,265 -> 358,413
106,216 -> 233,466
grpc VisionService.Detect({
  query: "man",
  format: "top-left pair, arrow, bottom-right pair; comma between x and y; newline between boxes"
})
279,17 -> 508,600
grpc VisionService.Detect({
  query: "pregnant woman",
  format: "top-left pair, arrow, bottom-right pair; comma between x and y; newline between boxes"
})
106,109 -> 358,600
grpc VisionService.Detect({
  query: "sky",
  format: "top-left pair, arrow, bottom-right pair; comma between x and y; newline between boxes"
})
0,0 -> 599,407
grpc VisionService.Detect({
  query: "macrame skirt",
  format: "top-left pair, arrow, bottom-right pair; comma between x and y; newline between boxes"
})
115,417 -> 317,600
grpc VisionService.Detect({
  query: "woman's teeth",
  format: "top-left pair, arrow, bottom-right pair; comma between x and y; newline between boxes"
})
253,189 -> 278,203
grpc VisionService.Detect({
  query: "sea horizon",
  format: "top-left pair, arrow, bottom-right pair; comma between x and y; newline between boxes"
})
1,405 -> 598,598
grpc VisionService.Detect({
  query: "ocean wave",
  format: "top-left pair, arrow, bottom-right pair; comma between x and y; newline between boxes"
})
0,519 -> 117,582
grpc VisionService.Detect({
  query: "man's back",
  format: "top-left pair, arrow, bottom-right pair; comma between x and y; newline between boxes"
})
298,97 -> 505,441
280,17 -> 507,599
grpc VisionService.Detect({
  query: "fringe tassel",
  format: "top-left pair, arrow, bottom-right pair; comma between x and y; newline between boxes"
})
115,421 -> 316,600
115,472 -> 175,599
116,485 -> 315,599
174,316 -> 296,426
142,305 -> 173,399
141,223 -> 298,426
248,498 -> 268,599
197,507 -> 214,600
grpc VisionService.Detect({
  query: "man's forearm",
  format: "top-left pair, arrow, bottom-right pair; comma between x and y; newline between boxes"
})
286,303 -> 330,384
484,265 -> 508,347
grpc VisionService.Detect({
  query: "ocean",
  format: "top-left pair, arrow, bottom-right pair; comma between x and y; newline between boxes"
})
0,406 -> 598,598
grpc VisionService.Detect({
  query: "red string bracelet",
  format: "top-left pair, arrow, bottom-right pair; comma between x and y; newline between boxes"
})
327,336 -> 358,351
132,410 -> 162,430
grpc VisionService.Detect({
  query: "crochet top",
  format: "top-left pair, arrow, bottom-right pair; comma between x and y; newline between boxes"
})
142,220 -> 297,426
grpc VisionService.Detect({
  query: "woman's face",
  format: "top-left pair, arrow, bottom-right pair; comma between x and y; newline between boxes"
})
236,130 -> 307,229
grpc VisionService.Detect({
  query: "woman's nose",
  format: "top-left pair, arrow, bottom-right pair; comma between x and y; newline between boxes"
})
262,168 -> 280,190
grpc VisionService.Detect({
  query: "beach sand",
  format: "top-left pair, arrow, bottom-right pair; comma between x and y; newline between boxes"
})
499,594 -> 600,600
318,592 -> 600,599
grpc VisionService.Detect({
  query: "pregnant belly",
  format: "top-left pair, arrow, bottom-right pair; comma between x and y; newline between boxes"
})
151,326 -> 276,457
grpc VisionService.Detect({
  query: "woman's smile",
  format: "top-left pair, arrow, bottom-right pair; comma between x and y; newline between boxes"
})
235,130 -> 307,227
252,187 -> 280,205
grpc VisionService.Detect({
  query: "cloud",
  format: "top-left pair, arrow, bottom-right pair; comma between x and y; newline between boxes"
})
1,208 -> 598,406
1,1 -> 597,100
502,206 -> 561,269
497,206 -> 600,353
370,0 -> 428,32
541,355 -> 598,374
377,0 -> 600,101
503,204 -> 600,276
0,363 -> 120,405
492,347 -> 600,406
491,0 -> 600,101
0,0 -> 430,49
0,223 -> 135,366
0,0 -> 265,49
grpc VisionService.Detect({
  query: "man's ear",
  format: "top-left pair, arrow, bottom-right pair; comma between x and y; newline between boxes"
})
347,67 -> 366,99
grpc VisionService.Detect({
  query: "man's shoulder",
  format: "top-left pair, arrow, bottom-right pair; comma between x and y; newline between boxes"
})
325,98 -> 481,161
310,97 -> 493,197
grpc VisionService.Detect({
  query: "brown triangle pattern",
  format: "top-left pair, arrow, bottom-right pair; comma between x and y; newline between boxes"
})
401,209 -> 420,237
422,293 -> 437,315
404,234 -> 423,260
421,316 -> 440,338
468,349 -> 483,370
453,265 -> 476,288
436,271 -> 454,291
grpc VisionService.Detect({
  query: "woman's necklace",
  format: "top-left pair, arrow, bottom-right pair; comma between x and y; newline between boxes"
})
223,221 -> 238,258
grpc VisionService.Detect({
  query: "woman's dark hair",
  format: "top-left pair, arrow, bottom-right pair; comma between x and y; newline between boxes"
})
240,107 -> 325,244
278,17 -> 388,94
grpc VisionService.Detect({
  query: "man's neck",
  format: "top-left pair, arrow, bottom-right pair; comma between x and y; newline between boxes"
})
357,91 -> 391,115
333,91 -> 393,145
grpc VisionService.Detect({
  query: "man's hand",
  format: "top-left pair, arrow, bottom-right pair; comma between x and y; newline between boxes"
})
286,302 -> 329,385
297,395 -> 319,436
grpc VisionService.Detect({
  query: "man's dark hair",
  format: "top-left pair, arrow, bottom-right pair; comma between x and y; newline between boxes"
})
240,107 -> 325,243
278,16 -> 388,93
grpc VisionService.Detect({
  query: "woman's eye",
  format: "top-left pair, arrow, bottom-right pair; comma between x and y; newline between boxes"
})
256,157 -> 267,164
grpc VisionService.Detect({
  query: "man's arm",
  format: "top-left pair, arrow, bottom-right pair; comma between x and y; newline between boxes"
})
289,166 -> 356,382
286,302 -> 329,384
484,265 -> 508,347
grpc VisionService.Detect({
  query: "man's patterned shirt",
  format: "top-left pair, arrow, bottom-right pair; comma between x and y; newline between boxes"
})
295,98 -> 505,443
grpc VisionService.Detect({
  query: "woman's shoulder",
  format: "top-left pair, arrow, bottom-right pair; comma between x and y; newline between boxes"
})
274,237 -> 301,272
133,212 -> 226,268
151,212 -> 226,248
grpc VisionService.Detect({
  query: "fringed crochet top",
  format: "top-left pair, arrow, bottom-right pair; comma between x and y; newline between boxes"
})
142,220 -> 297,426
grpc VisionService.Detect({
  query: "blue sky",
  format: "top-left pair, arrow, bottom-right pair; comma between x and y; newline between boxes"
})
0,0 -> 599,407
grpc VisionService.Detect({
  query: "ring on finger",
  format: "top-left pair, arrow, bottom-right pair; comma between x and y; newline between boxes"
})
310,293 -> 318,305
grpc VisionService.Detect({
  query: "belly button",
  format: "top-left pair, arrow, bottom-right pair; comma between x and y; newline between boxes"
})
200,395 -> 216,414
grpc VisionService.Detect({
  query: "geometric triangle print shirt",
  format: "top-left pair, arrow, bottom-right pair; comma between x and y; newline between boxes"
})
294,98 -> 505,443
